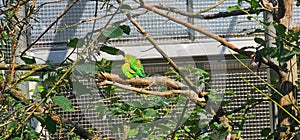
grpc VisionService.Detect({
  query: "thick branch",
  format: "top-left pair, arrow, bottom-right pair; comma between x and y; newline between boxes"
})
98,80 -> 206,107
97,72 -> 200,91
140,1 -> 282,74
154,4 -> 258,19
292,24 -> 300,33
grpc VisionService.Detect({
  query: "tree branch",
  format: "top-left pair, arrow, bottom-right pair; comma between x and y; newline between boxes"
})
154,3 -> 258,19
98,80 -> 206,107
139,1 -> 282,74
125,13 -> 206,105
195,0 -> 225,14
97,72 -> 194,90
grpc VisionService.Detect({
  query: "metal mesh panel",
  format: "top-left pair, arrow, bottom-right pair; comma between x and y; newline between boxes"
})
193,1 -> 264,36
32,0 -> 189,47
204,60 -> 271,140
30,0 -> 273,48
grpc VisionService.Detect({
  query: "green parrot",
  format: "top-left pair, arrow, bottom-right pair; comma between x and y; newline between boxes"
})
121,63 -> 137,79
121,54 -> 146,78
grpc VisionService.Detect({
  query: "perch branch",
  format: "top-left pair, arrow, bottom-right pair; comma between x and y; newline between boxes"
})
97,72 -> 198,91
126,13 -> 205,100
98,80 -> 206,107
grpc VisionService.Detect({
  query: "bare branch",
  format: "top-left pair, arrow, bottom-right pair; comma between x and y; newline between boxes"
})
195,0 -> 225,14
98,80 -> 206,107
97,72 -> 192,90
20,0 -> 80,57
154,3 -> 258,19
139,1 -> 283,74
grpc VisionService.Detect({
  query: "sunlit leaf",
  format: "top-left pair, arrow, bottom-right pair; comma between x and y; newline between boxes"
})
52,96 -> 76,112
227,5 -> 240,13
103,26 -> 123,39
127,129 -> 139,136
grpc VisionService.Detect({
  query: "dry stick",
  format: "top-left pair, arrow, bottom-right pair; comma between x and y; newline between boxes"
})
20,0 -> 79,57
140,1 -> 282,74
126,14 -> 206,101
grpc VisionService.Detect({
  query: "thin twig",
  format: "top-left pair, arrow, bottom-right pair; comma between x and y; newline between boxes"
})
20,0 -> 79,57
195,0 -> 225,14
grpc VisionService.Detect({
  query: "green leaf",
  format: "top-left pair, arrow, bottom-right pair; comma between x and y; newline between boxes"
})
100,45 -> 120,55
67,38 -> 84,48
24,77 -> 42,82
127,129 -> 139,136
72,81 -> 93,95
21,56 -> 36,64
279,52 -> 295,65
254,37 -> 266,46
274,24 -> 287,35
120,25 -> 130,35
227,5 -> 240,13
250,0 -> 259,9
261,128 -> 271,137
144,108 -> 158,117
120,4 -> 132,14
45,115 -> 57,134
75,64 -> 96,74
37,85 -> 44,92
12,137 -> 21,140
52,96 -> 76,112
103,26 -> 123,39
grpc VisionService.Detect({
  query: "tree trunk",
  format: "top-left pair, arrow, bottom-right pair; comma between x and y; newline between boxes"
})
277,0 -> 298,139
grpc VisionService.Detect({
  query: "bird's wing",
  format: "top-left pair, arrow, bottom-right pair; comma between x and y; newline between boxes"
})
122,63 -> 136,79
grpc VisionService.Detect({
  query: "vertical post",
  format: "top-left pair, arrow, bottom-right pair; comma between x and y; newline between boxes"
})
263,9 -> 277,135
186,0 -> 195,41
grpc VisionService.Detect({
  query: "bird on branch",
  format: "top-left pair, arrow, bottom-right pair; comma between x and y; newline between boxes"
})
119,51 -> 146,79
